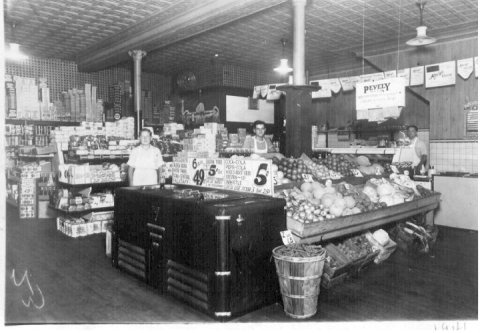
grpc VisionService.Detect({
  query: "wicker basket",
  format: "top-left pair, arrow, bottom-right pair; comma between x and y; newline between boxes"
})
272,246 -> 326,319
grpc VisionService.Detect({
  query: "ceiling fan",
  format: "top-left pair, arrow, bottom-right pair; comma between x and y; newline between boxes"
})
406,0 -> 436,46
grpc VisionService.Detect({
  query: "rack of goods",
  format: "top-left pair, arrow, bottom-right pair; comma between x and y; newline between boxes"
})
274,173 -> 440,244
54,159 -> 127,238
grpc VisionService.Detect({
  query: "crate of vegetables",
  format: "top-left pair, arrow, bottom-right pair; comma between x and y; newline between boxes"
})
321,243 -> 352,289
334,234 -> 379,276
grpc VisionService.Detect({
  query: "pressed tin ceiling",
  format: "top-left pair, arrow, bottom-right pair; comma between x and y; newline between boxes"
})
4,0 -> 478,75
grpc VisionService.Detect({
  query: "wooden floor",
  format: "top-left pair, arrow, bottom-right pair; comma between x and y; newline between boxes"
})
4,206 -> 478,324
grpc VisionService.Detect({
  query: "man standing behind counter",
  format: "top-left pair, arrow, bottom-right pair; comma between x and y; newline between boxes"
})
242,120 -> 276,155
406,125 -> 428,174
127,128 -> 164,186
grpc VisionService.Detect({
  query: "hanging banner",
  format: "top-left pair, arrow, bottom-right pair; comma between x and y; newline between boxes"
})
360,72 -> 385,83
396,68 -> 411,86
475,57 -> 478,78
310,80 -> 332,98
425,61 -> 456,88
384,70 -> 397,79
410,66 -> 425,86
327,78 -> 342,94
350,76 -> 361,89
457,58 -> 474,80
356,77 -> 406,110
339,77 -> 354,91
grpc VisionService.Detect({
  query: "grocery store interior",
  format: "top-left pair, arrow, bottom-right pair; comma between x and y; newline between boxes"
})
1,0 -> 478,328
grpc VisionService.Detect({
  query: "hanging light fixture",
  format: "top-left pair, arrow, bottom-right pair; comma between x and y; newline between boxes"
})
6,43 -> 28,61
5,23 -> 28,61
274,38 -> 293,74
406,0 -> 436,46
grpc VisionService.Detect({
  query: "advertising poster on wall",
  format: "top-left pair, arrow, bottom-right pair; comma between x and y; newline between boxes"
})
425,61 -> 456,88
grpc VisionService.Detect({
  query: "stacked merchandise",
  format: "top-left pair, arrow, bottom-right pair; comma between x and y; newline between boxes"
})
16,163 -> 42,219
141,90 -> 153,121
105,117 -> 135,139
163,122 -> 184,136
5,75 -> 17,118
56,211 -> 113,238
59,163 -> 122,185
179,122 -> 221,158
53,188 -> 115,212
5,124 -> 25,147
107,81 -> 132,118
11,76 -> 39,119
54,84 -> 100,122
51,118 -> 135,151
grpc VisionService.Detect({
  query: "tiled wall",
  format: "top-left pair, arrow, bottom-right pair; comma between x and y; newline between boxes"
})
430,141 -> 478,173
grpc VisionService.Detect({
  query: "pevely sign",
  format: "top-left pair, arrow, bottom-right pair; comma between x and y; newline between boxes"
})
356,77 -> 405,110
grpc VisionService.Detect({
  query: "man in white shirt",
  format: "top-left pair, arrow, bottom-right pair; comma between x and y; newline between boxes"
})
406,125 -> 428,174
127,129 -> 164,186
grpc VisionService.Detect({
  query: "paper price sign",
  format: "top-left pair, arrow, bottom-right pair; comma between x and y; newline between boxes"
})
224,159 -> 274,196
301,174 -> 314,182
390,165 -> 400,174
280,230 -> 296,245
351,169 -> 364,177
173,157 -> 273,196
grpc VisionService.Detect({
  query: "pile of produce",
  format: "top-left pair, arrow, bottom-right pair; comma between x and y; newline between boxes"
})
272,157 -> 310,182
314,154 -> 357,177
335,234 -> 375,261
274,244 -> 325,258
299,154 -> 343,180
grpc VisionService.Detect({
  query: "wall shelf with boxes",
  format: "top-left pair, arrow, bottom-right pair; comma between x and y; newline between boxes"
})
53,156 -> 128,238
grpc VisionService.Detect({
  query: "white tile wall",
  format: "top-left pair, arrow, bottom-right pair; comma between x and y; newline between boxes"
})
430,141 -> 478,173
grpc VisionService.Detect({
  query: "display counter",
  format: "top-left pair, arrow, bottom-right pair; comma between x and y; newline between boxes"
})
287,193 -> 440,243
113,184 -> 286,321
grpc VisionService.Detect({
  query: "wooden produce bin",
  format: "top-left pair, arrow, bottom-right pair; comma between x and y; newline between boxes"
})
288,193 -> 441,244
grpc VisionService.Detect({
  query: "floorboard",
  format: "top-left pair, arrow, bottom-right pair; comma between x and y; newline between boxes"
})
4,206 -> 478,324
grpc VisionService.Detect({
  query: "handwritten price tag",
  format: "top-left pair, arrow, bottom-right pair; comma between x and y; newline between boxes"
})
351,169 -> 364,177
280,230 -> 296,245
301,174 -> 314,182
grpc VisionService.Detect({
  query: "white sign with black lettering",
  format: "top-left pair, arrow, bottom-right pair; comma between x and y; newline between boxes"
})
457,58 -> 474,80
280,230 -> 296,245
356,77 -> 406,110
425,61 -> 456,88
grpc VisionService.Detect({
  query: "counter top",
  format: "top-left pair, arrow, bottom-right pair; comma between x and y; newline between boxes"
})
433,172 -> 478,178
313,147 -> 397,155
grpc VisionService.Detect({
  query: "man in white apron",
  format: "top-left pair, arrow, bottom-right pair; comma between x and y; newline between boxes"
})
242,120 -> 276,155
406,125 -> 428,174
392,125 -> 427,175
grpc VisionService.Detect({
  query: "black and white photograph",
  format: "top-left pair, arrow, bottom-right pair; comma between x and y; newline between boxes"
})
0,0 -> 478,331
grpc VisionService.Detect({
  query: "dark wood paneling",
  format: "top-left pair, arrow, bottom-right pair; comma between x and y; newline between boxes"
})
310,38 -> 477,139
368,38 -> 478,139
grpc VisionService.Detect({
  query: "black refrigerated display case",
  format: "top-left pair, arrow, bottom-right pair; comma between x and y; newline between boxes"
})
113,185 -> 286,320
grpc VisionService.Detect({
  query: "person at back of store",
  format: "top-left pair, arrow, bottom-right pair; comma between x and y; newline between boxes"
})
127,128 -> 164,186
243,120 -> 276,155
406,125 -> 428,174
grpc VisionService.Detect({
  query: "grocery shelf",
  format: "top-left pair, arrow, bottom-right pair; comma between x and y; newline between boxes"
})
313,147 -> 397,155
58,180 -> 127,188
65,155 -> 129,163
5,118 -> 81,126
49,204 -> 114,214
18,153 -> 55,159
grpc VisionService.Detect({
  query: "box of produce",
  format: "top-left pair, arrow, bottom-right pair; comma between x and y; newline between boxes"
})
334,234 -> 379,275
323,243 -> 352,277
281,179 -> 440,240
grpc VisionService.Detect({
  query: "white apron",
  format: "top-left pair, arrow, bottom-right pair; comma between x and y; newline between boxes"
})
253,138 -> 268,154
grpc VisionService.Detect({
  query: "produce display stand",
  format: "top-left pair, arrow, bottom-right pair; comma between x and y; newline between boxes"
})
288,193 -> 440,244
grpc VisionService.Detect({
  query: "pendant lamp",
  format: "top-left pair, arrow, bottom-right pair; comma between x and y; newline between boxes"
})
406,0 -> 436,46
274,38 -> 293,74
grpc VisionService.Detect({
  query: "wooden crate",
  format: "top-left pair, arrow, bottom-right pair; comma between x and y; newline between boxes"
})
288,193 -> 441,242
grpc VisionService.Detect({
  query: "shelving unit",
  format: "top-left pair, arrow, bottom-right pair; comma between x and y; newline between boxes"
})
5,118 -> 81,126
49,204 -> 115,214
58,180 -> 127,188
